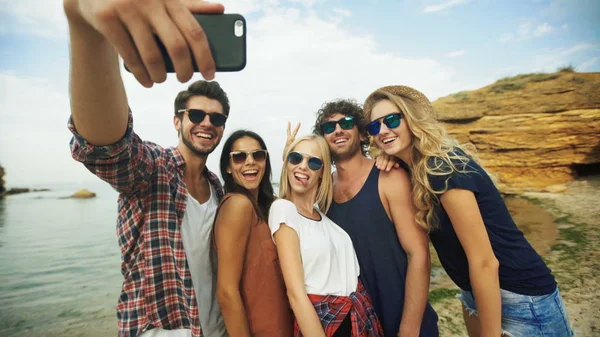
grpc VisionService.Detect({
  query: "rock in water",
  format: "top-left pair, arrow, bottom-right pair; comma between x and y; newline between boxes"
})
70,189 -> 96,198
0,165 -> 5,197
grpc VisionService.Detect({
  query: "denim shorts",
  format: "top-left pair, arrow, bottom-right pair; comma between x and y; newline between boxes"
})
458,286 -> 574,337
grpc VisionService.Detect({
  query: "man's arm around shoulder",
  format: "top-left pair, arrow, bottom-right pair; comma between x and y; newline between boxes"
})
380,169 -> 431,337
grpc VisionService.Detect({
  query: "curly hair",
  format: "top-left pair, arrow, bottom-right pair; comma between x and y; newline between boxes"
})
364,87 -> 481,232
312,99 -> 370,156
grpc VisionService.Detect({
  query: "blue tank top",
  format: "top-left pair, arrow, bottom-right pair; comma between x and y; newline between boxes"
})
427,149 -> 557,295
327,165 -> 439,337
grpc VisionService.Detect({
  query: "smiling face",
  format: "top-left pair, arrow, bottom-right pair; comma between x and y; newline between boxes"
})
227,136 -> 267,194
286,139 -> 324,198
174,95 -> 226,156
322,113 -> 364,162
370,99 -> 413,159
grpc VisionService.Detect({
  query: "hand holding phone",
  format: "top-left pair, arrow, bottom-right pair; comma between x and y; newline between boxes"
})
64,0 -> 226,87
126,14 -> 247,74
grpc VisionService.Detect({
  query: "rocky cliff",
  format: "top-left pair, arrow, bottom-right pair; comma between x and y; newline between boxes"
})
433,71 -> 600,193
0,165 -> 5,196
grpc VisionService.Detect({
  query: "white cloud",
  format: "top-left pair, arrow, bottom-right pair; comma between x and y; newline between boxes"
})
499,33 -> 514,42
0,3 -> 462,186
332,8 -> 352,17
531,43 -> 600,72
288,0 -> 320,9
518,22 -> 533,39
533,22 -> 553,37
561,42 -> 596,56
0,0 -> 265,39
0,0 -> 68,39
423,0 -> 468,13
577,56 -> 599,71
221,0 -> 265,14
446,50 -> 465,58
503,21 -> 555,41
562,24 -> 569,31
0,72 -> 95,185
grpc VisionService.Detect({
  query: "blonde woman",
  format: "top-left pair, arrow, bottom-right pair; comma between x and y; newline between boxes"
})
364,85 -> 573,337
268,134 -> 383,337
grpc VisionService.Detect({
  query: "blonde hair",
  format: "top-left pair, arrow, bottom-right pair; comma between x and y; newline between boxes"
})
364,88 -> 481,232
279,135 -> 333,213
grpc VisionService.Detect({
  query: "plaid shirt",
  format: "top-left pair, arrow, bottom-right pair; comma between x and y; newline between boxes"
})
68,112 -> 224,337
295,281 -> 384,337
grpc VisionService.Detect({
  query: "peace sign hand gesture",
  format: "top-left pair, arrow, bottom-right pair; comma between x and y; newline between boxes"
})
283,121 -> 301,160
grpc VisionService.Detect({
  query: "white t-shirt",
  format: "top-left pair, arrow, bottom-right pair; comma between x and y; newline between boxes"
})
268,199 -> 360,296
139,186 -> 227,337
180,187 -> 227,337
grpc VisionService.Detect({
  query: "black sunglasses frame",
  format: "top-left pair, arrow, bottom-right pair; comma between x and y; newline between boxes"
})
287,151 -> 323,171
367,113 -> 404,136
230,149 -> 268,164
320,116 -> 355,135
177,108 -> 228,127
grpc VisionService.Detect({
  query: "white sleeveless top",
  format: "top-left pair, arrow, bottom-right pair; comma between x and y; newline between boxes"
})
268,199 -> 360,296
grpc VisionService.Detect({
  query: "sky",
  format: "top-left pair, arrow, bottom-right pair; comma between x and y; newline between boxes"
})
0,0 -> 599,188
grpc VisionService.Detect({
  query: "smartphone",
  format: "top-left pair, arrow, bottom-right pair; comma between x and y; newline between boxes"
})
125,13 -> 246,73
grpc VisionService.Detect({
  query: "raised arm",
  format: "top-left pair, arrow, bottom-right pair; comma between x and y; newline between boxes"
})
381,169 -> 430,337
441,189 -> 501,337
63,0 -> 224,145
214,194 -> 253,337
274,225 -> 326,337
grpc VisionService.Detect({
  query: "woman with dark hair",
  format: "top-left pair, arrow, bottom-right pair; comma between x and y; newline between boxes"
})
213,130 -> 293,337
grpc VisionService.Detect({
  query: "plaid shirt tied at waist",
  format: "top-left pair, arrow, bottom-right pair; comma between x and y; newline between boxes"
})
68,111 -> 224,337
294,280 -> 384,337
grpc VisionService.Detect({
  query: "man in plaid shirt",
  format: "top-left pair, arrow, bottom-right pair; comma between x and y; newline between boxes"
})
64,0 -> 231,336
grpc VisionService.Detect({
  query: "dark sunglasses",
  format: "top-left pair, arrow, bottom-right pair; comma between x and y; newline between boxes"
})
367,113 -> 404,136
320,116 -> 355,135
287,151 -> 323,171
177,108 -> 227,127
230,149 -> 268,164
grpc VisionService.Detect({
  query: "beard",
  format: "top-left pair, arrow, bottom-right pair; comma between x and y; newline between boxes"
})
331,139 -> 363,163
182,131 -> 218,157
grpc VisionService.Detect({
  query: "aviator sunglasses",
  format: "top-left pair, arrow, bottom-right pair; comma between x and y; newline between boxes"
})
287,151 -> 324,171
367,112 -> 404,136
177,109 -> 227,127
320,116 -> 355,135
230,149 -> 268,164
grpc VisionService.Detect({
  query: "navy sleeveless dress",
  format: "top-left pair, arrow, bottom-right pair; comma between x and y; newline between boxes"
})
327,165 -> 439,337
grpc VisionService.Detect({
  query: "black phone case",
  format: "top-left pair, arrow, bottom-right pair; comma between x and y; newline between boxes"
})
126,13 -> 246,73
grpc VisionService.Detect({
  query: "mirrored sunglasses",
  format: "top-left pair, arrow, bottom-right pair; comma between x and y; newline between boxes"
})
320,116 -> 355,135
367,113 -> 403,136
